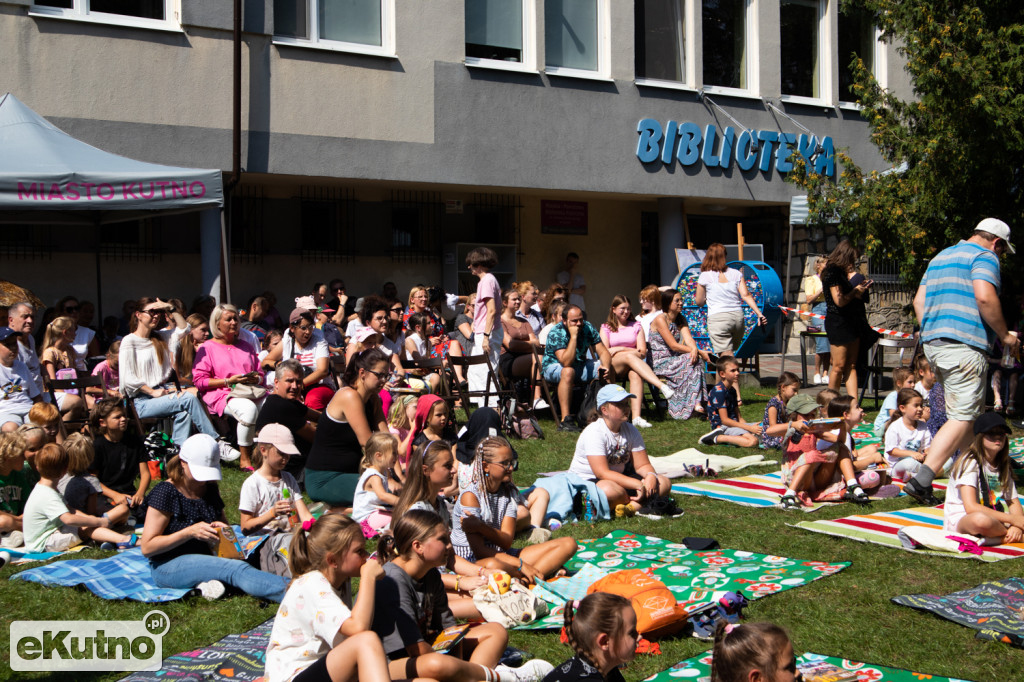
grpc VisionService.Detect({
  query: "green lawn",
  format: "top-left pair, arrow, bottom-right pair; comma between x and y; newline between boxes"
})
2,389 -> 1022,682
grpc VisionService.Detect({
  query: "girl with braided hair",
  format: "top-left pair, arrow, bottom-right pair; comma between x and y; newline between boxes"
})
544,593 -> 636,682
450,435 -> 576,583
709,621 -> 797,682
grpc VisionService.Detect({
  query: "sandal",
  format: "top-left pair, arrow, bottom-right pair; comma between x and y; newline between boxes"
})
779,494 -> 802,511
101,535 -> 138,551
843,487 -> 871,504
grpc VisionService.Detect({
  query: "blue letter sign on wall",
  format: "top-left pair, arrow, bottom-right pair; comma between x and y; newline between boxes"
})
635,119 -> 835,177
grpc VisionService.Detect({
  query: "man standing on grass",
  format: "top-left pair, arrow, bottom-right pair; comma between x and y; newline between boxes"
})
905,218 -> 1020,505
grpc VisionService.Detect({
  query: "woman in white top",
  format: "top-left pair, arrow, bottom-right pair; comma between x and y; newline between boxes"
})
694,243 -> 767,356
118,296 -> 222,447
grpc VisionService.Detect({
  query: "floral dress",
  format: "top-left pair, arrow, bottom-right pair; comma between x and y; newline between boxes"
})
648,317 -> 706,420
403,308 -> 450,358
760,395 -> 786,449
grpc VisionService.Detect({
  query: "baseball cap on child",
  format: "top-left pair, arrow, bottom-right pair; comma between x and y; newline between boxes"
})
597,384 -> 634,407
178,434 -> 222,482
973,411 -> 1011,435
786,393 -> 819,416
255,423 -> 300,455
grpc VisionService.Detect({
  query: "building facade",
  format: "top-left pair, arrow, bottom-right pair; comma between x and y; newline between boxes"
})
1,0 -> 910,324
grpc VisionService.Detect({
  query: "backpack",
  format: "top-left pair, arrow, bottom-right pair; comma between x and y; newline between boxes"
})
587,569 -> 687,638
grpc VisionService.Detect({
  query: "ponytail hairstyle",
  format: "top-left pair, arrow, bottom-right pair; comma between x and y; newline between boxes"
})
360,431 -> 399,472
391,440 -> 452,523
883,388 -> 923,438
407,311 -> 430,337
130,297 -> 169,367
465,436 -> 516,524
776,372 -> 800,394
42,316 -> 77,366
288,514 -> 364,579
377,508 -> 445,563
951,429 -> 1014,502
176,313 -> 208,381
605,295 -> 631,332
562,593 -> 631,665
826,394 -> 854,419
710,621 -> 791,682
342,347 -> 388,387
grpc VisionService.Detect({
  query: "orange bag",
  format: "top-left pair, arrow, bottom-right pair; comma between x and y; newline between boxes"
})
586,569 -> 687,638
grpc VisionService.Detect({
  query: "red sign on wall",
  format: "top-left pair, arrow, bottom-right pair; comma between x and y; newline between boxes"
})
541,200 -> 588,235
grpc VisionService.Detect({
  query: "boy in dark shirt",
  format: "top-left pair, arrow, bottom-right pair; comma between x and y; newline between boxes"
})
700,356 -> 761,448
89,400 -> 150,511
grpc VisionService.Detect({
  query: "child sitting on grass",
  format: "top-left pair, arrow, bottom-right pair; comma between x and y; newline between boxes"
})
710,621 -> 797,682
824,395 -> 885,472
89,400 -> 150,517
544,593 -> 637,682
914,355 -> 947,437
882,388 -> 932,482
760,372 -> 800,449
779,394 -> 868,510
873,367 -> 915,433
27,402 -> 62,445
0,432 -> 34,548
352,432 -> 402,537
58,433 -> 131,526
700,356 -> 762,448
24,443 -> 136,552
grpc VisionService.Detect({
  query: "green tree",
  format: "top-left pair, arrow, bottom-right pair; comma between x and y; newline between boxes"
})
789,1 -> 1024,293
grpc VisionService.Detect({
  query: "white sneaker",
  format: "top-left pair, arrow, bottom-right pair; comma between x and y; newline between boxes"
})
1,530 -> 24,548
218,441 -> 241,463
813,373 -> 821,385
632,416 -> 653,428
196,580 -> 226,600
533,398 -> 549,411
659,385 -> 675,400
699,426 -> 727,445
496,659 -> 555,682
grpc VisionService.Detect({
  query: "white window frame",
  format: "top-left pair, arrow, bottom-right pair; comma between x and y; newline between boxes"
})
272,0 -> 396,59
464,0 -> 539,74
701,0 -> 758,98
634,0 -> 697,90
779,0 -> 829,106
838,25 -> 886,109
29,0 -> 182,33
544,0 -> 612,81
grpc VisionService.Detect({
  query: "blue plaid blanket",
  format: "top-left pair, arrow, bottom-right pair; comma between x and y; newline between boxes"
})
11,547 -> 191,602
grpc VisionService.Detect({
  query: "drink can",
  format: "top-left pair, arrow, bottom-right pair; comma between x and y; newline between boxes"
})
1003,331 -> 1019,368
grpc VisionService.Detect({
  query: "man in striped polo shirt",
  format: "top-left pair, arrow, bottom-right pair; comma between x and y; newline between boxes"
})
905,218 -> 1019,505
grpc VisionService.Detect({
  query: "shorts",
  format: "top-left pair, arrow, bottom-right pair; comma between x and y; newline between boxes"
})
708,310 -> 745,356
0,412 -> 26,427
44,524 -> 82,552
293,655 -> 332,682
924,343 -> 987,421
542,359 -> 597,384
722,425 -> 755,438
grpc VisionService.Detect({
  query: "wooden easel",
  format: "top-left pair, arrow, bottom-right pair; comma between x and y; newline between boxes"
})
736,221 -> 745,260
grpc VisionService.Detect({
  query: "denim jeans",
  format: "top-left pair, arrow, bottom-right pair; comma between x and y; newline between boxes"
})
134,391 -> 219,445
151,553 -> 288,602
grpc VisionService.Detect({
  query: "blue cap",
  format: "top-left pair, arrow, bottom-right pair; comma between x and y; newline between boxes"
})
0,327 -> 17,343
597,384 -> 634,407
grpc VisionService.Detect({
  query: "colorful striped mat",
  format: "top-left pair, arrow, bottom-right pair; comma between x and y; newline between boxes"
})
793,506 -> 1024,562
671,470 -> 944,511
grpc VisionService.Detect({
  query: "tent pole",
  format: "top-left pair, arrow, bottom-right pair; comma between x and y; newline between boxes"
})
95,218 -> 103,323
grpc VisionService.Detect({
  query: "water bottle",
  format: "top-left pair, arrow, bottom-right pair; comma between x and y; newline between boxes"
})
282,488 -> 298,529
582,490 -> 594,523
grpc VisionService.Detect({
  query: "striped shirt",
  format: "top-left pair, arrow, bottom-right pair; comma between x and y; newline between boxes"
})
920,240 -> 1000,352
450,480 -> 517,561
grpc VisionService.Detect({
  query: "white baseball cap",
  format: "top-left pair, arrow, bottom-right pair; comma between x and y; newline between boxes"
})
976,218 -> 1015,254
178,434 -> 222,482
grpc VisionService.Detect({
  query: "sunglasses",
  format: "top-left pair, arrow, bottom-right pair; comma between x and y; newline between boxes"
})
486,459 -> 517,471
390,307 -> 404,313
64,306 -> 79,313
367,369 -> 390,381
141,309 -> 165,317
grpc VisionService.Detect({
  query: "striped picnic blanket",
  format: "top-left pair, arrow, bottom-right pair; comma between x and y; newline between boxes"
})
793,506 -> 1024,562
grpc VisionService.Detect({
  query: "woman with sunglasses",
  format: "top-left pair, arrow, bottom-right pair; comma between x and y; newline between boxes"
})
54,296 -> 101,372
119,297 -> 225,450
305,348 -> 390,513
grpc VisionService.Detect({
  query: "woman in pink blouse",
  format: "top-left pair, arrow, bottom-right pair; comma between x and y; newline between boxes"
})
599,295 -> 676,429
192,304 -> 264,471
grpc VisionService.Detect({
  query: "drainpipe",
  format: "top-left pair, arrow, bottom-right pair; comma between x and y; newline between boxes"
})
219,0 -> 242,304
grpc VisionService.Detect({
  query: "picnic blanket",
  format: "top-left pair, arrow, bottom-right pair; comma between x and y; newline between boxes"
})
120,618 -> 273,681
892,577 -> 1024,648
644,650 -> 967,682
793,506 -> 1024,562
2,544 -> 87,565
516,530 -> 849,630
672,470 -> 944,511
649,449 -> 774,478
11,527 -> 267,601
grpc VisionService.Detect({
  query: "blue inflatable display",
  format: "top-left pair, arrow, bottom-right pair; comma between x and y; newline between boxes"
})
671,260 -> 783,359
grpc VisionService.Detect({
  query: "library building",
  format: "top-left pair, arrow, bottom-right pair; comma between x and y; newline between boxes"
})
1,0 -> 910,330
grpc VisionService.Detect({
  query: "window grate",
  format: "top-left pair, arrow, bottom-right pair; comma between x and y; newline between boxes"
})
300,186 -> 357,263
230,186 -> 266,265
471,193 -> 522,259
0,225 -> 52,261
100,218 -> 160,262
389,190 -> 442,263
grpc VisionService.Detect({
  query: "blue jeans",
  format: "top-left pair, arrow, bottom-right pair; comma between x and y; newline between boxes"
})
151,553 -> 288,602
134,391 -> 219,445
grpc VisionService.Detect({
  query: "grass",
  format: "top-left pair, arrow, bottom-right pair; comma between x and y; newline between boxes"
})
2,388 -> 1023,682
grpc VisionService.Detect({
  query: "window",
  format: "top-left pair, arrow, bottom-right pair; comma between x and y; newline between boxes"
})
838,6 -> 878,102
702,0 -> 751,91
30,0 -> 177,30
780,0 -> 825,100
545,0 -> 608,77
635,0 -> 686,83
273,0 -> 394,56
465,0 -> 536,69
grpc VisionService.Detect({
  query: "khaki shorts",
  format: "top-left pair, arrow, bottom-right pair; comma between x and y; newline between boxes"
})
923,343 -> 988,421
708,310 -> 746,356
44,524 -> 82,552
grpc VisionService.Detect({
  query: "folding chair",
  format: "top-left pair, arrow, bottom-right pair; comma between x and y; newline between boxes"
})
446,353 -> 513,419
401,355 -> 462,429
859,337 -> 919,409
530,344 -> 561,424
329,353 -> 346,388
45,374 -> 107,438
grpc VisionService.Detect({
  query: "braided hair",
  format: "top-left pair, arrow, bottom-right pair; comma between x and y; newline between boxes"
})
467,435 -> 516,524
562,593 -> 631,666
710,621 -> 791,682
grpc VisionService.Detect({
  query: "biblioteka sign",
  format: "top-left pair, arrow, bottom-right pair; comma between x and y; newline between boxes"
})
635,119 -> 835,177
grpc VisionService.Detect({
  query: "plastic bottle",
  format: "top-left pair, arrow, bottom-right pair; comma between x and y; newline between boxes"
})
582,490 -> 594,523
282,488 -> 299,528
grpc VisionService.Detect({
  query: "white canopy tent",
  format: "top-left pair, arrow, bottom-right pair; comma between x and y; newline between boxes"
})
0,93 -> 230,315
